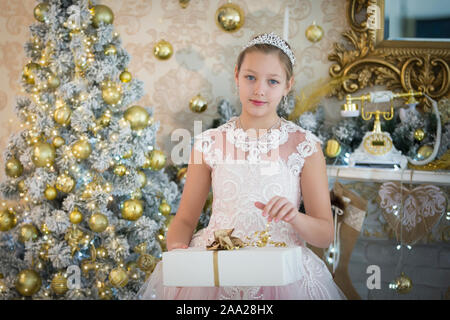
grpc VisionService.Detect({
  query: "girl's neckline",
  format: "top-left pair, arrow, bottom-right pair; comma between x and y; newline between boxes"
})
230,116 -> 287,141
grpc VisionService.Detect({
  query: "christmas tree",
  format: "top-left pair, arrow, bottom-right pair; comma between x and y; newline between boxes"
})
0,0 -> 180,300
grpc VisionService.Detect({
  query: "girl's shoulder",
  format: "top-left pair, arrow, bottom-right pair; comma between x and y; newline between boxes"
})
282,118 -> 323,147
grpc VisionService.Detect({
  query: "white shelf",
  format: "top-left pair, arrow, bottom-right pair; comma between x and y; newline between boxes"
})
326,165 -> 450,186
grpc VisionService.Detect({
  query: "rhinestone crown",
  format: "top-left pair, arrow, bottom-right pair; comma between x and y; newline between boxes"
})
243,32 -> 296,67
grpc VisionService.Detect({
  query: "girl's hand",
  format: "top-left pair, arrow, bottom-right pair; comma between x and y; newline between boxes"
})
168,242 -> 188,251
254,196 -> 299,223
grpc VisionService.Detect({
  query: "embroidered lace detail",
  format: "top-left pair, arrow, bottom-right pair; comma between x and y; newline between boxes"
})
222,116 -> 298,163
287,130 -> 322,176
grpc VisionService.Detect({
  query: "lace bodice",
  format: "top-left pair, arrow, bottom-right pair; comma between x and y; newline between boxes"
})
191,116 -> 322,248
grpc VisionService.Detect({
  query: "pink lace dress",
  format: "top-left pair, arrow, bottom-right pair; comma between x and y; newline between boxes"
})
137,116 -> 346,300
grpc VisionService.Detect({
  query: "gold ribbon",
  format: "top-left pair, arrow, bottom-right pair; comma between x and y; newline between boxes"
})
213,251 -> 219,287
206,227 -> 287,286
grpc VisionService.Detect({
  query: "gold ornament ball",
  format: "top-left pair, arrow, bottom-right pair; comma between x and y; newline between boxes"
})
56,173 -> 75,193
18,180 -> 27,193
137,171 -> 147,188
124,105 -> 150,130
137,253 -> 157,273
121,199 -> 144,221
53,105 -> 71,126
44,186 -> 57,200
19,224 -> 39,243
98,285 -> 113,300
109,267 -> 129,288
159,200 -> 171,216
177,167 -> 187,181
142,156 -> 152,169
34,3 -> 49,22
96,246 -> 108,259
179,0 -> 190,9
414,128 -> 426,142
189,94 -> 208,113
104,44 -> 117,55
32,142 -> 55,167
417,145 -> 433,160
47,73 -> 60,89
15,270 -> 42,297
305,21 -> 324,43
88,213 -> 108,233
5,157 -> 23,178
149,149 -> 166,171
69,208 -> 83,224
164,215 -> 175,230
91,5 -> 114,28
120,70 -> 132,83
122,149 -> 133,159
51,273 -> 68,295
0,209 -> 17,232
52,136 -> 65,148
114,164 -> 127,176
23,62 -> 40,85
395,273 -> 413,294
0,278 -> 6,294
102,81 -> 122,105
215,3 -> 245,33
72,139 -> 92,160
153,39 -> 173,60
325,139 -> 342,158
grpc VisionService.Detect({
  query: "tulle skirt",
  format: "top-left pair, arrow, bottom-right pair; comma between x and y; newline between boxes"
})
136,245 -> 347,300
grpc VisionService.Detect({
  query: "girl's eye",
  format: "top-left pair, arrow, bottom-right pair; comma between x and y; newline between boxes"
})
269,79 -> 279,85
246,75 -> 255,80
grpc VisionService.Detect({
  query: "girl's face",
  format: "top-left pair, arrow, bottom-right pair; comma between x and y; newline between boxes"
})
235,50 -> 293,119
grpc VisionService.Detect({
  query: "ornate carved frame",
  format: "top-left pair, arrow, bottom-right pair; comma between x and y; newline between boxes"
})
328,0 -> 450,109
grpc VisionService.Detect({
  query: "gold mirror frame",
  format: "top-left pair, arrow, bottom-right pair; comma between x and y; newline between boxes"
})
329,0 -> 450,109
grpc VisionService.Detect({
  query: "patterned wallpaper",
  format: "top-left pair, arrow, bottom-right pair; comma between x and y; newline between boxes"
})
0,0 -> 349,180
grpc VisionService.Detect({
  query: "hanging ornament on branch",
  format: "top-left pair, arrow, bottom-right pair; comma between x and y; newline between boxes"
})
101,80 -> 122,106
119,69 -> 132,83
0,207 -> 17,231
5,157 -> 23,178
90,5 -> 114,28
32,142 -> 55,167
34,3 -> 49,23
148,149 -> 166,171
124,105 -> 150,130
15,269 -> 42,297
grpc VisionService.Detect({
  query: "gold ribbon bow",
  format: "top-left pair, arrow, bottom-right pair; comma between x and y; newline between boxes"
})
206,228 -> 245,251
205,227 -> 287,286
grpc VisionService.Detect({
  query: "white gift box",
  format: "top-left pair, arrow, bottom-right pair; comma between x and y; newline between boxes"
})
162,246 -> 303,287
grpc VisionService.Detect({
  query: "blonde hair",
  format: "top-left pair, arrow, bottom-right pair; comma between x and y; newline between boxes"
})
236,36 -> 294,82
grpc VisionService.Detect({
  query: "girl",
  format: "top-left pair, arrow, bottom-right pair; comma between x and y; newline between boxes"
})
138,32 -> 346,300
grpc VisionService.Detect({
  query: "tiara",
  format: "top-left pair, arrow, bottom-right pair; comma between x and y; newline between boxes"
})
243,32 -> 296,67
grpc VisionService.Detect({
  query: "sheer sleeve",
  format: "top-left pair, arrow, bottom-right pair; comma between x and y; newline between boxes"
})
287,129 -> 323,176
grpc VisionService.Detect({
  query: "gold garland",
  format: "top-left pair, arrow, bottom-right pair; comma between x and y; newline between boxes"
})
408,150 -> 450,171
